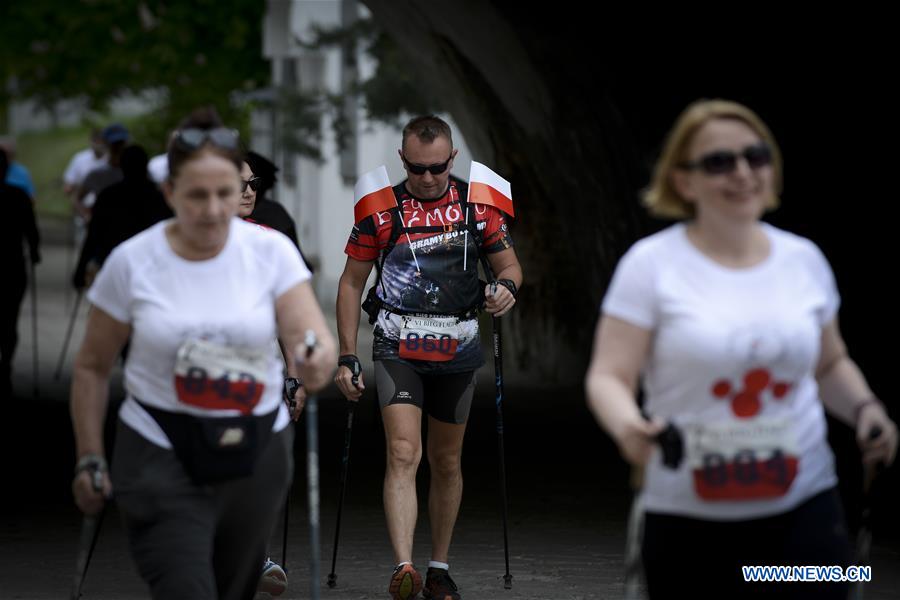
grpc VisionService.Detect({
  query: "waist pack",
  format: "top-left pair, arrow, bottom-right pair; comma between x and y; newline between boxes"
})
138,399 -> 277,485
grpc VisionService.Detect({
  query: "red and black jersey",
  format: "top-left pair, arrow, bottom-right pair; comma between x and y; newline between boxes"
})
345,177 -> 512,316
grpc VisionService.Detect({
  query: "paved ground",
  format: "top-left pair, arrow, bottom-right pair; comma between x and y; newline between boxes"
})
1,219 -> 898,599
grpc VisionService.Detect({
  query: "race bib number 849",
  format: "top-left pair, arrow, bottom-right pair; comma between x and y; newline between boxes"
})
173,339 -> 269,414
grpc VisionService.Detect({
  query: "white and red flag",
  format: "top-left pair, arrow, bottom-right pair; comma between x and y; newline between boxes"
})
468,161 -> 514,217
353,165 -> 396,223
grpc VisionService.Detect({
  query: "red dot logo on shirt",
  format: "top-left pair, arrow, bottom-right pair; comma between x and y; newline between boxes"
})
711,368 -> 793,418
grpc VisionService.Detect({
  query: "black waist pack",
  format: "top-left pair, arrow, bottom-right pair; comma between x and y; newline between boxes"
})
361,285 -> 381,325
138,399 -> 277,485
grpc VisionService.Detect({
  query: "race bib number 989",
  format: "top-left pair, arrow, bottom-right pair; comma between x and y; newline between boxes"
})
173,339 -> 269,414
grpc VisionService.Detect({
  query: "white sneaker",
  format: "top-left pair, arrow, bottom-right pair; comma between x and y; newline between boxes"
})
258,557 -> 287,596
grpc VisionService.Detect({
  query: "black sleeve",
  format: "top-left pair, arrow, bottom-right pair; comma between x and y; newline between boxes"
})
73,223 -> 98,289
278,208 -> 300,251
20,191 -> 40,262
73,191 -> 114,288
251,199 -> 315,274
88,193 -> 118,265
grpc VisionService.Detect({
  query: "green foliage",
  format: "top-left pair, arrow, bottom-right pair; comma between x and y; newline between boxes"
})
359,30 -> 443,124
0,0 -> 268,136
16,123 -> 92,219
295,21 -> 444,131
1,3 -> 441,160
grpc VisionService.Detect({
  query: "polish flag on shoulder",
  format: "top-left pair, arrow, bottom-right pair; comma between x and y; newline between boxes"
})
468,161 -> 514,217
353,165 -> 396,223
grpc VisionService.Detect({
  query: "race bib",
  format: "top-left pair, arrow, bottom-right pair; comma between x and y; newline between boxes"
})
685,418 -> 799,501
173,339 -> 269,414
398,316 -> 460,362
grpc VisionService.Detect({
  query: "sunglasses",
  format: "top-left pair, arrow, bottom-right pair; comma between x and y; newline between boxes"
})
173,127 -> 240,151
401,153 -> 452,175
680,143 -> 773,175
241,177 -> 261,193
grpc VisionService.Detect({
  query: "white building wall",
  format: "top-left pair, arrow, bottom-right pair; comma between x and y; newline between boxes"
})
259,0 -> 472,304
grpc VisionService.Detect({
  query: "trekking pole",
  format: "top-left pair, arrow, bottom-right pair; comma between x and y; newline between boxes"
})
623,467 -> 645,600
281,376 -> 302,571
71,467 -> 108,600
623,423 -> 683,600
29,256 -> 39,399
327,360 -> 361,588
303,330 -> 321,600
489,280 -> 513,589
55,291 -> 84,380
851,426 -> 884,600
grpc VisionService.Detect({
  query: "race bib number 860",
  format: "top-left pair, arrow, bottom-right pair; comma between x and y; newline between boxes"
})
399,316 -> 460,362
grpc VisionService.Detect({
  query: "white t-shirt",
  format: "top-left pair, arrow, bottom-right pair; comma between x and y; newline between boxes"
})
148,153 -> 168,184
603,223 -> 840,520
88,218 -> 311,448
63,148 -> 107,187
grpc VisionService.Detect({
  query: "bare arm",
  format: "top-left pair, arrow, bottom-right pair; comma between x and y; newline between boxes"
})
275,281 -> 337,393
816,319 -> 897,465
277,339 -> 306,421
334,257 -> 375,400
484,247 -> 523,317
70,307 -> 131,514
585,314 -> 663,466
74,182 -> 92,220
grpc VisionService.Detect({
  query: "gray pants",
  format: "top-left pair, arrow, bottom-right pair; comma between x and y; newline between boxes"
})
112,419 -> 293,600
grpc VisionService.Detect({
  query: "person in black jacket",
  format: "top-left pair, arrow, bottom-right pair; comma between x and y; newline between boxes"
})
1,149 -> 40,399
73,145 -> 172,290
238,151 -> 311,596
244,151 -> 314,274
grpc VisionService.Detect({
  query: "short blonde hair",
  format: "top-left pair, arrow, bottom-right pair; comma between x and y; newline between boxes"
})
643,99 -> 783,219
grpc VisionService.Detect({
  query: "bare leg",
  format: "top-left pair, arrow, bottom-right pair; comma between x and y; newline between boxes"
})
382,403 -> 423,564
426,416 -> 467,563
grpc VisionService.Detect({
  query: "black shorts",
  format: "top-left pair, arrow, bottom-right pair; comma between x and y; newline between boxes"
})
374,360 -> 476,424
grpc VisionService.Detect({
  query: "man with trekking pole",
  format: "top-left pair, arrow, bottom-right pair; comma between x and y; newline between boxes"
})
334,115 -> 522,600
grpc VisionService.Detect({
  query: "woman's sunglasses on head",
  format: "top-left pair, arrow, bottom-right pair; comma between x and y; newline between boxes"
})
173,127 -> 240,151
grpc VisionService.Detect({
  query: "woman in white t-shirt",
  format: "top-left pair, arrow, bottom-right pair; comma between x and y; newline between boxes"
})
586,99 -> 897,599
70,108 -> 337,600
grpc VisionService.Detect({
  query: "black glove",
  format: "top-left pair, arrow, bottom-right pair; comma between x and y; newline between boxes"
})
338,354 -> 362,387
495,278 -> 517,298
283,377 -> 302,409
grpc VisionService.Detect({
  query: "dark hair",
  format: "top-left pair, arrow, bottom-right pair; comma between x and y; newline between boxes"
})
121,145 -> 150,181
0,148 -> 8,180
401,115 -> 453,151
245,150 -> 278,197
166,106 -> 242,180
107,140 -> 128,167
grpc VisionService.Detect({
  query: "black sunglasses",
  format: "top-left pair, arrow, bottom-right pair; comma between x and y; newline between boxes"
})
241,177 -> 261,192
173,127 -> 240,151
680,143 -> 773,175
401,153 -> 452,175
